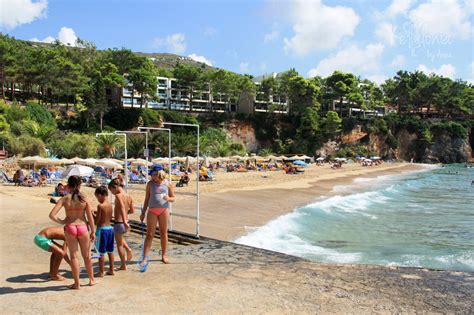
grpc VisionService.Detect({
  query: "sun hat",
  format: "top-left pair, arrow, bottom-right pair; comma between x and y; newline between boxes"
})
148,164 -> 163,175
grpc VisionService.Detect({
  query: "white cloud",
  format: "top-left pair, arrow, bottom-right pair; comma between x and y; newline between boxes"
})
0,0 -> 47,29
408,0 -> 472,39
153,33 -> 186,55
29,27 -> 78,46
263,30 -> 279,43
307,43 -> 385,77
366,74 -> 388,85
283,0 -> 360,55
30,35 -> 54,43
57,27 -> 77,46
390,54 -> 406,68
417,64 -> 456,78
375,22 -> 397,46
188,53 -> 213,66
385,0 -> 415,18
239,62 -> 250,73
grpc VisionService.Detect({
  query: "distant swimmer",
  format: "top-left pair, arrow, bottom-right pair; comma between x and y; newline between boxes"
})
471,180 -> 474,186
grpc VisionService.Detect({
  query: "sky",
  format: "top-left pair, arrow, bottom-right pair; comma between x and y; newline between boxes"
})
0,0 -> 473,84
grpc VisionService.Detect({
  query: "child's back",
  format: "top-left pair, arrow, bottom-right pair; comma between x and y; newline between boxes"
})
94,186 -> 115,277
97,201 -> 113,227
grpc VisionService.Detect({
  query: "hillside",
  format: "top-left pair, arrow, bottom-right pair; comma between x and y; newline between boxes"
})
135,52 -> 214,71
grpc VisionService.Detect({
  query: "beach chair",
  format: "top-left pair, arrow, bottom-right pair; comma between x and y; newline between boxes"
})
0,171 -> 15,184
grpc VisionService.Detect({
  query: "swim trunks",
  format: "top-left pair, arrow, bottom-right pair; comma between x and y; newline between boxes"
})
95,226 -> 114,254
113,222 -> 127,234
34,235 -> 53,251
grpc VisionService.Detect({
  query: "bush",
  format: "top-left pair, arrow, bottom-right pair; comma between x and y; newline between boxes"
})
7,134 -> 45,156
0,114 -> 9,132
342,117 -> 358,133
25,102 -> 56,128
141,108 -> 162,127
336,145 -> 368,158
430,121 -> 468,139
6,103 -> 28,124
47,133 -> 99,158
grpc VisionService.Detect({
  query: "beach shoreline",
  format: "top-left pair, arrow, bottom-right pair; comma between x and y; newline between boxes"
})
0,162 -> 427,242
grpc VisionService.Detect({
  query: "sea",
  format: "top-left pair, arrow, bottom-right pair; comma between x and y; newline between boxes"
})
236,164 -> 474,272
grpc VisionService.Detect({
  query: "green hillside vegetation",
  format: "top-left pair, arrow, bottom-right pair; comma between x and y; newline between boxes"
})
0,34 -> 472,160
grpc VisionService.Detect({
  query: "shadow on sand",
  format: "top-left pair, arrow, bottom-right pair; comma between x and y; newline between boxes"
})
1,272 -> 71,295
0,285 -> 68,295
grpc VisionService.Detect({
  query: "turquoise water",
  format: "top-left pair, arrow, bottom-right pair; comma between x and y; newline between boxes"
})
236,164 -> 474,271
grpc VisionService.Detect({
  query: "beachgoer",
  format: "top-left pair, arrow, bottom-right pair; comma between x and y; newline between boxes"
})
93,186 -> 115,277
13,169 -> 24,186
139,166 -> 175,270
108,178 -> 130,270
34,226 -> 71,281
49,175 -> 95,289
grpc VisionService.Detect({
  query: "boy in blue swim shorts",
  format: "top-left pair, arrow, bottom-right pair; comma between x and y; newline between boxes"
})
34,226 -> 70,281
93,186 -> 115,277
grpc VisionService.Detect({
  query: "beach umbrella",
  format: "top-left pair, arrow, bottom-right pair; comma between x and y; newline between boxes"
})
370,156 -> 381,160
287,155 -> 300,160
59,158 -> 74,165
267,154 -> 280,161
299,155 -> 311,160
316,157 -> 325,161
77,158 -> 97,166
96,160 -> 123,169
61,165 -> 94,178
131,158 -> 152,166
71,157 -> 86,164
293,160 -> 306,166
278,155 -> 287,160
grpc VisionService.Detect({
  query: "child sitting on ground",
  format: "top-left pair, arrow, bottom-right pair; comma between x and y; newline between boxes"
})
34,226 -> 71,281
93,186 -> 115,277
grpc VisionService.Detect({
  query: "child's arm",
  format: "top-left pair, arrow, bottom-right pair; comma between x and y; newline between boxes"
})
118,195 -> 128,229
49,198 -> 66,225
128,196 -> 135,214
85,201 -> 95,241
94,205 -> 102,225
165,183 -> 176,203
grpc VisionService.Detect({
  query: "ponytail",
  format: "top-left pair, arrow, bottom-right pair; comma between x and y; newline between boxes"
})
67,175 -> 85,202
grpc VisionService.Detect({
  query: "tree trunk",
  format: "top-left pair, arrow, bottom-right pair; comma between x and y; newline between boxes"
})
100,111 -> 104,131
1,78 -> 5,100
189,87 -> 193,112
131,84 -> 134,108
11,82 -> 14,100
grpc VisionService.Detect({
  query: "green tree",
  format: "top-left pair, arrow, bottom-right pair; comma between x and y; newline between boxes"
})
323,111 -> 342,140
173,63 -> 204,111
95,134 -> 122,157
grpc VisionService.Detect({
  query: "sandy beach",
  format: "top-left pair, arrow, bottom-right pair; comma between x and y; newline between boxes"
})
2,162 -> 425,241
1,162 -> 473,313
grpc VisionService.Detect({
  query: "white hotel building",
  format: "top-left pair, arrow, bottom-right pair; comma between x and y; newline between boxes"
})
120,75 -> 290,114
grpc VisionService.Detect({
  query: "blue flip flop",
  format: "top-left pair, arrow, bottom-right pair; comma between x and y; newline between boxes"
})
138,256 -> 149,273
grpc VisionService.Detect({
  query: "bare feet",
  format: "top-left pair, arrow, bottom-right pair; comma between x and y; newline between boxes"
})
89,279 -> 96,286
94,272 -> 104,278
106,270 -> 114,275
68,283 -> 80,290
117,265 -> 127,271
127,249 -> 133,261
48,274 -> 66,281
161,256 -> 169,264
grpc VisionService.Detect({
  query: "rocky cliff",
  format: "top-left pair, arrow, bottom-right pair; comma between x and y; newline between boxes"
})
224,120 -> 258,152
